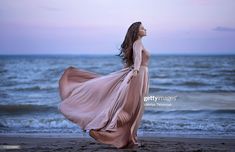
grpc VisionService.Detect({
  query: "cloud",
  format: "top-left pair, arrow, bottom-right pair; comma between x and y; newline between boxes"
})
40,6 -> 61,12
191,0 -> 210,5
213,26 -> 235,32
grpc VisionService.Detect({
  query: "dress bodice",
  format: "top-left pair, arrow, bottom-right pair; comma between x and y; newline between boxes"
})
141,48 -> 150,67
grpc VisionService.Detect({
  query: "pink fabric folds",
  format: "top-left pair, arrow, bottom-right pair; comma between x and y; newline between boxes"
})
58,49 -> 150,148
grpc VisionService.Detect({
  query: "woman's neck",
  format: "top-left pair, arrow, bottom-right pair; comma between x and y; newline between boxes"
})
137,36 -> 143,42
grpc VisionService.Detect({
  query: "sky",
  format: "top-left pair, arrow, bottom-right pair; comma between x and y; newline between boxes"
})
0,0 -> 235,55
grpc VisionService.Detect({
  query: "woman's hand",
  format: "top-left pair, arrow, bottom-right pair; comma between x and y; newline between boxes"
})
132,69 -> 138,77
127,69 -> 139,83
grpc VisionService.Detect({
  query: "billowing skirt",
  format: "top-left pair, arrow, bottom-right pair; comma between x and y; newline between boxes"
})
58,65 -> 149,148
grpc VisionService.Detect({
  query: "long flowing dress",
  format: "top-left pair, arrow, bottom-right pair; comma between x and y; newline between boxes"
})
58,46 -> 150,148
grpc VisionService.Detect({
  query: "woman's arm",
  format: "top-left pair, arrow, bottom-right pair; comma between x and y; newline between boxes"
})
127,40 -> 143,83
133,40 -> 143,73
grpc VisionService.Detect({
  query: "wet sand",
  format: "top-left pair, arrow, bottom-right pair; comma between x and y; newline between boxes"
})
0,135 -> 234,152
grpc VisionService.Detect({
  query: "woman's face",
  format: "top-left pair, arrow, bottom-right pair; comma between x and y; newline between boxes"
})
138,24 -> 147,37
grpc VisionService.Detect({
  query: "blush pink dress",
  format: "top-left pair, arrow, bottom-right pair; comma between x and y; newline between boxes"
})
58,46 -> 150,148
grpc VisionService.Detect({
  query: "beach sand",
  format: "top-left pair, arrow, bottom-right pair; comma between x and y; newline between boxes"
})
0,135 -> 234,152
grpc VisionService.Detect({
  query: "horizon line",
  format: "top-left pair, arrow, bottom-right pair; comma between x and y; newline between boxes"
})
0,53 -> 235,56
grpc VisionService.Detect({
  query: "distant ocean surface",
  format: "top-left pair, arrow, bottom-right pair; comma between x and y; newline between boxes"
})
0,54 -> 235,138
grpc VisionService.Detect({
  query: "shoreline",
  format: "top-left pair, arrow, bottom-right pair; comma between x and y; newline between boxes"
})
0,134 -> 235,151
1,132 -> 235,139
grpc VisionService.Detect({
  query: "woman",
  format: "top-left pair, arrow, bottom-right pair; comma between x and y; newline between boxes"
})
58,21 -> 150,149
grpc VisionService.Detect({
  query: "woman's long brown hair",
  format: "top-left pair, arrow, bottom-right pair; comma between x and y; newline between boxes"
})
116,21 -> 142,68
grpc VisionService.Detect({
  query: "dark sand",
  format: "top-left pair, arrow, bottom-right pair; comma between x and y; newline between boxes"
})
0,135 -> 235,152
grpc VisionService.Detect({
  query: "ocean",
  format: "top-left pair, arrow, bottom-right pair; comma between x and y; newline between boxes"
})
0,54 -> 235,138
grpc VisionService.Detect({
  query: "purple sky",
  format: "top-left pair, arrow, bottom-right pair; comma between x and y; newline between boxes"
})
0,0 -> 235,55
